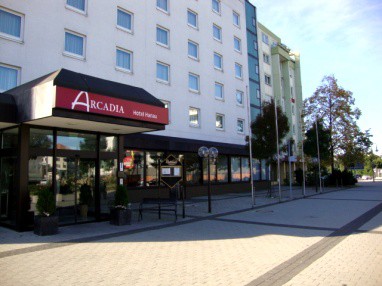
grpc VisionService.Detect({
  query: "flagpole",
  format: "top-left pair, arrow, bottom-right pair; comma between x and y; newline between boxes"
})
246,86 -> 255,207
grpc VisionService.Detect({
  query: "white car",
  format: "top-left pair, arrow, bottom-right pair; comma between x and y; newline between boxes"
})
361,175 -> 372,180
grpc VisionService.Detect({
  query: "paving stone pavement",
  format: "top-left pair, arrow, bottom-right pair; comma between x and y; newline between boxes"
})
0,181 -> 381,286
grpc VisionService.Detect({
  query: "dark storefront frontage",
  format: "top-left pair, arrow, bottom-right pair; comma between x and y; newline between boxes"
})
0,69 -> 169,231
0,69 -> 255,232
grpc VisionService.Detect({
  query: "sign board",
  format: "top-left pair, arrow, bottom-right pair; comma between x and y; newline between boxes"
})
289,156 -> 297,162
160,154 -> 183,188
55,86 -> 169,124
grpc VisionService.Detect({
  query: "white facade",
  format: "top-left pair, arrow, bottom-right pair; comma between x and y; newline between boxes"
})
0,0 -> 249,146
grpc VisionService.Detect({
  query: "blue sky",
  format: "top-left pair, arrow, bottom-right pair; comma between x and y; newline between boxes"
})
250,0 -> 382,155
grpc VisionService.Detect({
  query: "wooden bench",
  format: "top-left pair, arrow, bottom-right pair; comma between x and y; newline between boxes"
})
138,198 -> 178,221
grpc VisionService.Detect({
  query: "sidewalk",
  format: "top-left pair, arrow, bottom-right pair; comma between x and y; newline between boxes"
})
0,185 -> 345,254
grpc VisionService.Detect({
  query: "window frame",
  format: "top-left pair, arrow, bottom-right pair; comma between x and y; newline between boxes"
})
0,63 -> 20,92
237,119 -> 245,134
263,53 -> 270,64
212,0 -> 221,15
116,7 -> 133,34
233,11 -> 240,27
215,113 -> 225,131
115,47 -> 133,73
235,63 -> 243,79
63,30 -> 86,60
236,90 -> 244,106
0,7 -> 24,42
156,61 -> 170,84
189,107 -> 200,127
265,74 -> 272,86
156,0 -> 169,13
188,72 -> 200,93
262,32 -> 269,45
156,25 -> 170,48
214,82 -> 224,100
188,40 -> 199,60
213,24 -> 222,42
187,9 -> 198,29
213,52 -> 223,71
234,36 -> 242,53
66,0 -> 87,14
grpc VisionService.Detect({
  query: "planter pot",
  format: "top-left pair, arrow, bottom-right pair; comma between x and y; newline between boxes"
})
110,208 -> 132,226
79,204 -> 88,219
34,215 -> 58,236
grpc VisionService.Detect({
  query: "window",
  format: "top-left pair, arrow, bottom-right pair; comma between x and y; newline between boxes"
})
257,89 -> 260,99
117,8 -> 133,32
116,48 -> 132,72
156,26 -> 169,47
292,105 -> 295,115
216,114 -> 224,130
254,41 -> 258,50
188,73 -> 200,92
64,31 -> 85,58
66,0 -> 86,13
161,100 -> 171,123
234,37 -> 241,52
213,24 -> 222,41
263,53 -> 270,64
156,62 -> 170,83
256,65 -> 259,74
214,82 -> 224,100
188,40 -> 199,60
252,17 -> 256,27
235,63 -> 243,79
265,74 -> 271,85
212,0 -> 221,14
0,8 -> 23,41
233,11 -> 240,27
0,64 -> 19,92
237,119 -> 244,133
189,107 -> 200,127
236,90 -> 244,105
262,33 -> 269,45
187,9 -> 198,28
214,53 -> 223,70
157,0 -> 169,13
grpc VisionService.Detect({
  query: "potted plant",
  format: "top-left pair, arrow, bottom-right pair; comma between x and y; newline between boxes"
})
79,184 -> 93,219
110,184 -> 131,225
34,186 -> 58,236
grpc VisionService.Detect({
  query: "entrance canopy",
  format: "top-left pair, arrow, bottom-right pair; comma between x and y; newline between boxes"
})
5,69 -> 168,134
0,93 -> 17,129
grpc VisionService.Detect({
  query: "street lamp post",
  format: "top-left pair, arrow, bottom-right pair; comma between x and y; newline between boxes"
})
198,146 -> 218,213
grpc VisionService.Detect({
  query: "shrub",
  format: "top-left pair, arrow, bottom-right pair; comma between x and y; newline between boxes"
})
36,186 -> 56,216
114,185 -> 129,209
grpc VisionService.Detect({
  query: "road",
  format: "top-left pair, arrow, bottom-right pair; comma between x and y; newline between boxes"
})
0,181 -> 381,285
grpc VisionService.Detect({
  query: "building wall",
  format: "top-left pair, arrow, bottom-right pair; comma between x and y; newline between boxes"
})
257,22 -> 303,158
0,0 -> 249,146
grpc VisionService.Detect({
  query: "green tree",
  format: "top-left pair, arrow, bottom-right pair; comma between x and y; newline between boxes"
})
303,120 -> 331,165
247,100 -> 290,164
304,75 -> 362,172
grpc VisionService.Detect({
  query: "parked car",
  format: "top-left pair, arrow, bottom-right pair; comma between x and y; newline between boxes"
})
362,175 -> 372,180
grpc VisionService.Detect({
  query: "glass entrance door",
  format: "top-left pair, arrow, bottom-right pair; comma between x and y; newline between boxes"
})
56,157 -> 96,224
0,157 -> 17,226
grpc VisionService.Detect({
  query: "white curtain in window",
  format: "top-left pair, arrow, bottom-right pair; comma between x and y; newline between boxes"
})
0,66 -> 18,92
67,0 -> 85,11
117,10 -> 131,30
0,9 -> 21,37
116,50 -> 131,70
189,109 -> 199,125
65,32 -> 84,56
156,27 -> 168,45
157,63 -> 169,81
